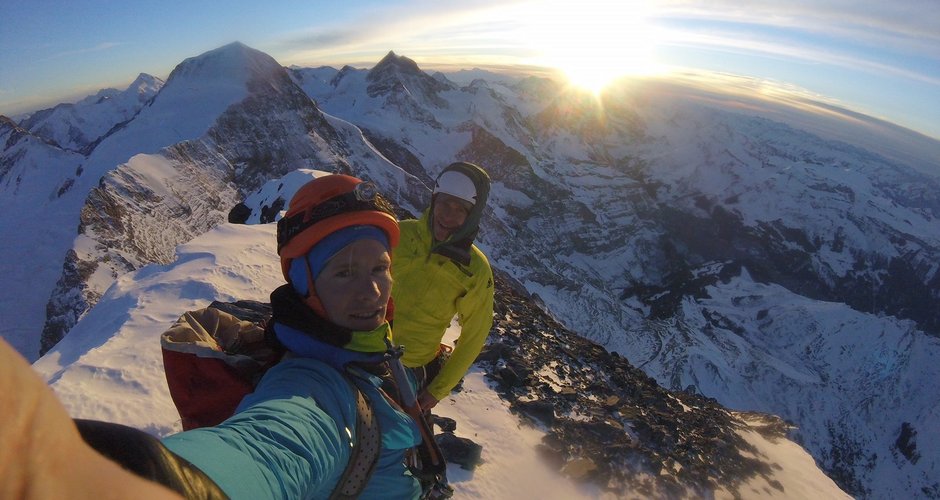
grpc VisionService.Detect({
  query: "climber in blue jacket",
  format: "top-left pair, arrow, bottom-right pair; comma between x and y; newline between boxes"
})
160,173 -> 423,499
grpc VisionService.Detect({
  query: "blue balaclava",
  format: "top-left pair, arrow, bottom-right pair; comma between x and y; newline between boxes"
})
288,225 -> 390,297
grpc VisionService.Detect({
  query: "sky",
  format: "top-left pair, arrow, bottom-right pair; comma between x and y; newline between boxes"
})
1,0 -> 938,139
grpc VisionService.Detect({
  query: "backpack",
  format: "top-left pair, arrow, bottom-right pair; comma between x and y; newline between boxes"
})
160,300 -> 381,498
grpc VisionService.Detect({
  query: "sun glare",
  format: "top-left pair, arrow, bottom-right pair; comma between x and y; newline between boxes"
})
523,0 -> 664,94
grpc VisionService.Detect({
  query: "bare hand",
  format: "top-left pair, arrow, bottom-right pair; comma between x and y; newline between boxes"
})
417,390 -> 439,410
0,339 -> 181,499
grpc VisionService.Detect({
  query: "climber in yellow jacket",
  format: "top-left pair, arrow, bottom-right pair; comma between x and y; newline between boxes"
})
392,162 -> 495,410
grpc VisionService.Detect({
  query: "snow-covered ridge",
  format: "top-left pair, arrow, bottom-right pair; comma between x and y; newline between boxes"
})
17,73 -> 164,153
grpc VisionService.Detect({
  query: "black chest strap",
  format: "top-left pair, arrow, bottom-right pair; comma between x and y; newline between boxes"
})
329,378 -> 382,500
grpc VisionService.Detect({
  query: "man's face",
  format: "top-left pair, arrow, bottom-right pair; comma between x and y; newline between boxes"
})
432,193 -> 473,242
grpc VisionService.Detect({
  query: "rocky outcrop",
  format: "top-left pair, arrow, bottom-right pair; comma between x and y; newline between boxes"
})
40,141 -> 238,353
473,273 -> 791,496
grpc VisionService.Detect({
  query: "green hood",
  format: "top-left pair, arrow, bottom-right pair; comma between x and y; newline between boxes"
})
428,162 -> 490,265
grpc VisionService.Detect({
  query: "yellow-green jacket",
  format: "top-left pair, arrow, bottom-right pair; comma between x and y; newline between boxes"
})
391,213 -> 494,401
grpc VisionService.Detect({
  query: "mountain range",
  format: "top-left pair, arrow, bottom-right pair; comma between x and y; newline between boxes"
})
2,41 -> 938,498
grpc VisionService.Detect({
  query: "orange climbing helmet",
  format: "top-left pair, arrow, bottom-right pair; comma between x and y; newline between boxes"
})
277,174 -> 399,283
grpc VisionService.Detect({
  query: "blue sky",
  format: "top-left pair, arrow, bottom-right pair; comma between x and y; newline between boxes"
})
1,0 -> 938,139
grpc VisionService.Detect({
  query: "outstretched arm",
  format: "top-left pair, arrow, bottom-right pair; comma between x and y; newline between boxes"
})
425,264 -> 495,402
0,339 -> 182,500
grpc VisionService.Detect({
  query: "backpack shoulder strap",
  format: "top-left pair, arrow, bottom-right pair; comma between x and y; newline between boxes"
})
329,376 -> 381,500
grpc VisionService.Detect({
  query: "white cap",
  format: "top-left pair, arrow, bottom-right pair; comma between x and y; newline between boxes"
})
433,170 -> 477,204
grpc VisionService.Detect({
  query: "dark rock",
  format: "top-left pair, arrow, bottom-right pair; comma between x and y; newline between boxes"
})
433,415 -> 457,433
514,399 -> 555,426
259,197 -> 284,224
228,202 -> 251,224
476,341 -> 511,363
493,365 -> 522,389
894,422 -> 920,464
436,433 -> 483,471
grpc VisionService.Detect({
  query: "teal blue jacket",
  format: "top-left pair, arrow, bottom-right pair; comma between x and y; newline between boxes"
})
162,323 -> 423,500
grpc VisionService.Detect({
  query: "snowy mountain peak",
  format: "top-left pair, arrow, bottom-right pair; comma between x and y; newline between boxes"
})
1,114 -> 24,134
128,73 -> 164,95
0,114 -> 39,152
0,114 -> 39,157
369,50 -> 418,76
330,65 -> 360,87
467,78 -> 490,90
165,41 -> 283,88
74,42 -> 285,173
366,50 -> 453,100
15,71 -> 164,153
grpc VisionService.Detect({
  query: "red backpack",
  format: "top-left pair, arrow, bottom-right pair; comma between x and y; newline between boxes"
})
160,301 -> 280,430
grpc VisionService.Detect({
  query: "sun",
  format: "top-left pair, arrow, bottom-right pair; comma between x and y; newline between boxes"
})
523,0 -> 664,94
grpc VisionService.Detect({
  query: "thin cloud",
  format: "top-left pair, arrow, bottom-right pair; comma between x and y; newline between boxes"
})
654,0 -> 940,54
270,1 -> 528,67
269,26 -> 362,52
43,42 -> 125,61
664,29 -> 940,86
